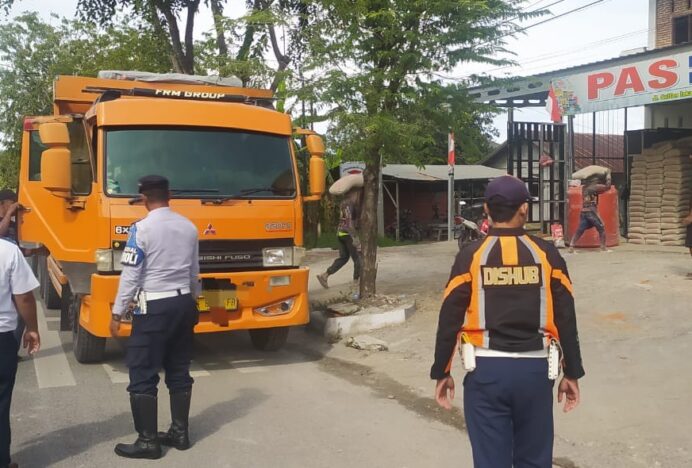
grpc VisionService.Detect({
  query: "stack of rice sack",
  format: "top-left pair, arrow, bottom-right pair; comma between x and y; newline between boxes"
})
628,139 -> 692,246
660,142 -> 692,246
644,149 -> 665,245
627,156 -> 647,244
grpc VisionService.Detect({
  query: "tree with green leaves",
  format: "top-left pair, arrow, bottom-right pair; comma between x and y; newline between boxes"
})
303,0 -> 538,297
0,12 -> 171,188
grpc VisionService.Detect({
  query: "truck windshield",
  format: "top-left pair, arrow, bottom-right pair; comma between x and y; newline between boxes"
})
104,127 -> 296,198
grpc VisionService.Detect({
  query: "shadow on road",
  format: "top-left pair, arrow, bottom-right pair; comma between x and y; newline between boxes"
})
13,388 -> 267,467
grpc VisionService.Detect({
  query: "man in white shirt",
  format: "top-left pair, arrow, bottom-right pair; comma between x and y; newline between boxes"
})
0,239 -> 40,468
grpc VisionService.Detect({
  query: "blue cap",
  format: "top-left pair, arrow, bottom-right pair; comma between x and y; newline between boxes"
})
138,175 -> 169,194
484,175 -> 531,205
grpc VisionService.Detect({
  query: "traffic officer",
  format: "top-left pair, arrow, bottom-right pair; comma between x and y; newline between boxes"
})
431,175 -> 585,468
111,175 -> 200,460
0,238 -> 40,468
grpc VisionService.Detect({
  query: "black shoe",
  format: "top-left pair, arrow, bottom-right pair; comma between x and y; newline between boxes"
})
115,394 -> 162,459
158,390 -> 192,451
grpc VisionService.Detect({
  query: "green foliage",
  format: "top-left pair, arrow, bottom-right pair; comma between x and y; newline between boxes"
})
304,0 -> 535,168
0,12 -> 171,188
298,0 -> 539,292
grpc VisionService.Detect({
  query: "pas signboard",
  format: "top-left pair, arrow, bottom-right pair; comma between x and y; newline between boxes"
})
551,49 -> 692,115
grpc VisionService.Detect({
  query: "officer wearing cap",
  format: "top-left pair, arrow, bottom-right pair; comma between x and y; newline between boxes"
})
111,175 -> 200,460
431,175 -> 585,468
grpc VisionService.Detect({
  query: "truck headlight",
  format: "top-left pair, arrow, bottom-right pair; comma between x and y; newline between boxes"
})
96,249 -> 124,272
262,247 -> 305,267
254,297 -> 295,316
95,249 -> 114,272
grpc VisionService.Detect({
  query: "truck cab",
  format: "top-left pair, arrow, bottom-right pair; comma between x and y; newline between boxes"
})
18,72 -> 326,362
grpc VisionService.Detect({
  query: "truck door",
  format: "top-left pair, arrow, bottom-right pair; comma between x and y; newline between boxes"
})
18,118 -> 101,265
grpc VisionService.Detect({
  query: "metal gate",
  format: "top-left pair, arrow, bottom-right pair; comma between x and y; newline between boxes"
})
507,122 -> 567,233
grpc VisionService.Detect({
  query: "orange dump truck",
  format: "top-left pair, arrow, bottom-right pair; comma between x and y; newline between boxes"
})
17,72 -> 326,362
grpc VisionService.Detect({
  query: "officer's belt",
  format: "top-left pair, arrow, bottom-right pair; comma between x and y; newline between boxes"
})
142,287 -> 191,301
474,347 -> 548,359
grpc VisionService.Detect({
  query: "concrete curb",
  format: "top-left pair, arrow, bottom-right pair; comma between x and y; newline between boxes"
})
309,301 -> 416,341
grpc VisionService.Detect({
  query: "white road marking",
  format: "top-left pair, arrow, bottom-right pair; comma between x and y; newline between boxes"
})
102,360 -> 210,384
229,359 -> 268,374
33,302 -> 77,389
189,360 -> 210,378
102,361 -> 130,384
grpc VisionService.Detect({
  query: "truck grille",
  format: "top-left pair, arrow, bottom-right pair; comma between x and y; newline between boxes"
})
198,239 -> 293,272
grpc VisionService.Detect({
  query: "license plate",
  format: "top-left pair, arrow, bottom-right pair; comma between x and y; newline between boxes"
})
224,297 -> 238,311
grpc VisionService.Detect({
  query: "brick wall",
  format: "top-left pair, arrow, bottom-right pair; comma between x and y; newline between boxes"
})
656,0 -> 692,48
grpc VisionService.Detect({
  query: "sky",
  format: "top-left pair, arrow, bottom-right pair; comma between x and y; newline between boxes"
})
4,0 -> 652,143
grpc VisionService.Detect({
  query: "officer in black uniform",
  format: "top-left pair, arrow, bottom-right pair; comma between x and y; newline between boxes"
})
432,175 -> 584,468
111,175 -> 201,460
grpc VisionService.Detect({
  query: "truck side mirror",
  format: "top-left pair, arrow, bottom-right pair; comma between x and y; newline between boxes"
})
306,135 -> 326,197
38,122 -> 71,198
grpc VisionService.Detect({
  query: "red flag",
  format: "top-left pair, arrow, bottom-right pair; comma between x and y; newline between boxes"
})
546,85 -> 562,123
448,132 -> 455,166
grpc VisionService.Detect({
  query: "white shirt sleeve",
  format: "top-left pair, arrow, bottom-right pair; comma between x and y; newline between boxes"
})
11,247 -> 39,295
190,235 -> 201,297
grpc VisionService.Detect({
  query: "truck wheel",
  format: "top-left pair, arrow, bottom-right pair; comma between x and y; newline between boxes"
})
39,257 -> 61,309
70,295 -> 106,363
249,327 -> 289,352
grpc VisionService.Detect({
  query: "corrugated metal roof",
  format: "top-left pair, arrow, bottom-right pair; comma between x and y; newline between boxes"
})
382,164 -> 507,182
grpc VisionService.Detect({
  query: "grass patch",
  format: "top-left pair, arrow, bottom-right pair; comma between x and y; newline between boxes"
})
311,231 -> 416,250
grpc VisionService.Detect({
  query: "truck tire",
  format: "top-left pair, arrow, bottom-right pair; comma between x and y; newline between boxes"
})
39,257 -> 61,310
249,327 -> 289,352
70,295 -> 106,363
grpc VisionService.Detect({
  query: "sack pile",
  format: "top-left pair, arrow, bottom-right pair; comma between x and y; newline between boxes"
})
628,139 -> 692,246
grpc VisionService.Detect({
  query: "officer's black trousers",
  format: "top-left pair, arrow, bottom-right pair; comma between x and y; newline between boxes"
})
127,294 -> 199,396
0,332 -> 18,467
464,357 -> 554,468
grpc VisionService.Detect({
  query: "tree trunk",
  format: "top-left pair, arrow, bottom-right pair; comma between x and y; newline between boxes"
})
183,1 -> 200,74
358,158 -> 380,298
209,0 -> 229,62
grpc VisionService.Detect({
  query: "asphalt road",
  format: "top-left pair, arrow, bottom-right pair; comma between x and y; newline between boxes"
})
11,299 -> 472,468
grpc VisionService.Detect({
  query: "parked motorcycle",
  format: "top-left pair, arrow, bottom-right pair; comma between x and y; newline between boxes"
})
454,201 -> 487,250
386,209 -> 425,242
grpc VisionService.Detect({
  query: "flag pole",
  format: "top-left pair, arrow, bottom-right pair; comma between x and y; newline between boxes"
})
447,132 -> 455,242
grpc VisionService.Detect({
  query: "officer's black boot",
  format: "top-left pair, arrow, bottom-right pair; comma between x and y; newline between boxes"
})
115,393 -> 162,459
158,390 -> 192,450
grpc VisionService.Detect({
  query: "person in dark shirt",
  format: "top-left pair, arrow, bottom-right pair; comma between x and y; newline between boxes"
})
568,181 -> 611,253
432,175 -> 584,468
317,188 -> 362,289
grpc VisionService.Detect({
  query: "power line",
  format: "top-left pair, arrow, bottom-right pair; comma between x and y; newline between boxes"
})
493,28 -> 648,70
429,0 -> 615,82
430,26 -> 645,82
517,0 -> 611,34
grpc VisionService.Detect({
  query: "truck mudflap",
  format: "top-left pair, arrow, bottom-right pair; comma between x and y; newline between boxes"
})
83,268 -> 310,338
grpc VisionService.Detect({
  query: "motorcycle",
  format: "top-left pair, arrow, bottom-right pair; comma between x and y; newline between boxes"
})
386,209 -> 424,242
454,201 -> 488,250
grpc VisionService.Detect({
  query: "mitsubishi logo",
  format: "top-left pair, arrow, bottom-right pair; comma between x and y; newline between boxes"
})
203,223 -> 216,235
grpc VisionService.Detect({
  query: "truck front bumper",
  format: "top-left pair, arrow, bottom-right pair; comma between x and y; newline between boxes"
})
83,268 -> 310,338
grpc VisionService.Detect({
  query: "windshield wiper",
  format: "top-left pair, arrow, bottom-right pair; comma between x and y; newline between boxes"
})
128,188 -> 220,205
202,188 -> 296,205
239,187 -> 295,196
